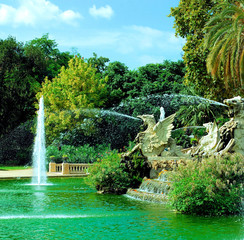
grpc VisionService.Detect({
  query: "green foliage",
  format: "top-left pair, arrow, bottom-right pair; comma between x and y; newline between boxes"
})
46,144 -> 110,163
38,57 -> 108,143
25,33 -> 72,80
103,61 -> 132,107
204,0 -> 244,90
176,102 -> 215,127
169,0 -> 240,101
216,117 -> 230,127
175,94 -> 229,127
136,60 -> 186,96
86,142 -> 149,194
0,36 -> 40,137
0,121 -> 34,166
113,94 -> 181,121
172,127 -> 207,148
42,108 -> 140,150
87,52 -> 110,75
168,154 -> 244,216
0,34 -> 72,138
86,150 -> 131,194
171,129 -> 192,148
102,60 -> 186,107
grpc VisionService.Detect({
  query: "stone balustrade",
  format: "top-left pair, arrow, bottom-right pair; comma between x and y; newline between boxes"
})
49,162 -> 92,175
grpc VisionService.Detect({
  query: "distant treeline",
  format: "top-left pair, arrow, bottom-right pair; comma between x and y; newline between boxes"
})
0,34 -> 186,138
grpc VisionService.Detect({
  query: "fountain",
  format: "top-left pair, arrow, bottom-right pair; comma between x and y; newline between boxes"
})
125,96 -> 244,203
189,96 -> 244,156
126,170 -> 170,203
32,96 -> 47,185
123,109 -> 190,201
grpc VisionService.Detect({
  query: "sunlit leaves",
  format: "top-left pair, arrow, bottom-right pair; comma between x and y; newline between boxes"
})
204,0 -> 244,88
169,0 -> 243,101
38,57 -> 108,143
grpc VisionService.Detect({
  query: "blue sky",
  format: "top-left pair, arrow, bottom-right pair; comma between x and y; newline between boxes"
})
0,0 -> 184,69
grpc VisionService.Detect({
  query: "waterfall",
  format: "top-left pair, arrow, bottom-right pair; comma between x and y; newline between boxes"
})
126,170 -> 170,203
32,96 -> 47,185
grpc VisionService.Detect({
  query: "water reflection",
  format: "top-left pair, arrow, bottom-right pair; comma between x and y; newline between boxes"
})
32,186 -> 49,213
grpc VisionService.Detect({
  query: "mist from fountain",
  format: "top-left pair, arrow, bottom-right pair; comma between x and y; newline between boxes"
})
100,109 -> 140,121
31,96 -> 47,185
172,126 -> 206,132
170,94 -> 229,107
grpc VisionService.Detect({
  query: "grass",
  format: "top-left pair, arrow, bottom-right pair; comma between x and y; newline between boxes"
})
0,165 -> 32,171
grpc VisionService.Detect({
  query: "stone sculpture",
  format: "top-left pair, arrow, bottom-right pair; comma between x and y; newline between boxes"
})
191,121 -> 220,156
224,96 -> 244,155
190,96 -> 243,156
123,113 -> 185,159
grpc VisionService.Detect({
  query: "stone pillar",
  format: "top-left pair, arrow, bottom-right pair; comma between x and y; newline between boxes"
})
62,162 -> 70,175
49,162 -> 56,173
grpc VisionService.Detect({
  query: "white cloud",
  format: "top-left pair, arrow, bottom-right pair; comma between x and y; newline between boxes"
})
59,25 -> 185,55
60,10 -> 82,25
0,4 -> 16,25
0,0 -> 82,27
114,25 -> 185,55
89,5 -> 114,19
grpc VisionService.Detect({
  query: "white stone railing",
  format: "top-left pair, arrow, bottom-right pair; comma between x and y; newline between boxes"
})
49,162 -> 92,175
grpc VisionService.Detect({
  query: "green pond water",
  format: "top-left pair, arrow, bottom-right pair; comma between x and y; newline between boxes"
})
0,178 -> 243,240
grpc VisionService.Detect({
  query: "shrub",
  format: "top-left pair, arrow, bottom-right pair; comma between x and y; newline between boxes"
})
171,127 -> 207,148
168,154 -> 244,216
46,144 -> 111,163
86,143 -> 149,194
0,120 -> 34,166
86,150 -> 131,194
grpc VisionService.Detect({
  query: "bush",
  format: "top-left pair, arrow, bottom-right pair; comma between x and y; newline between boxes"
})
171,127 -> 207,148
168,154 -> 244,216
46,144 -> 111,163
0,121 -> 34,166
86,150 -> 131,194
86,143 -> 150,194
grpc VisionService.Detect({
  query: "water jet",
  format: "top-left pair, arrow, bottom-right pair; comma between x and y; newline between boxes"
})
32,96 -> 47,185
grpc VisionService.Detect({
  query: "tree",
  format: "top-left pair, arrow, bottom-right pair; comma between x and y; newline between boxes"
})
102,60 -> 186,108
204,0 -> 244,89
38,57 -> 108,143
136,60 -> 186,96
25,33 -> 72,81
0,37 -> 40,137
87,52 -> 110,75
102,61 -> 134,107
0,34 -> 73,138
169,0 -> 241,101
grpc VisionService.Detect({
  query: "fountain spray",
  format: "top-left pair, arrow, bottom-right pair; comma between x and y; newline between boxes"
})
32,96 -> 47,185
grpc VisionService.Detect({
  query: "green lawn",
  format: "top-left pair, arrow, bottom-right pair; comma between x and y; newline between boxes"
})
0,165 -> 31,171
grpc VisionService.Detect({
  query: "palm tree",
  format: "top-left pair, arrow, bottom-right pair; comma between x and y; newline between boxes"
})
204,0 -> 244,89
